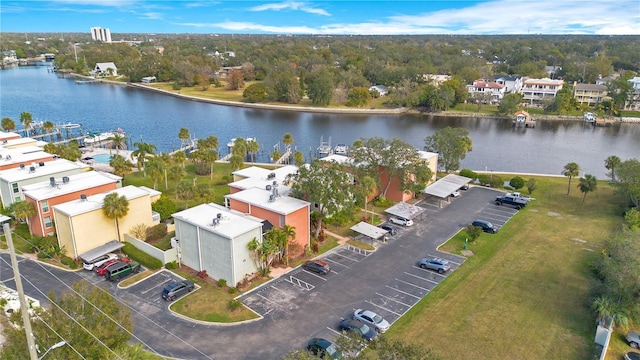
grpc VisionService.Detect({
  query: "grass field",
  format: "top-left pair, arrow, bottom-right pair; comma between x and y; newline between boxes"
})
384,176 -> 627,360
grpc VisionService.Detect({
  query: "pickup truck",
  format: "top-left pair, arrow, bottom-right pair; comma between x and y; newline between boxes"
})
495,194 -> 529,209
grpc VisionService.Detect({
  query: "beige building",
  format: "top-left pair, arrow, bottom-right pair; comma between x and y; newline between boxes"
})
573,83 -> 608,107
53,185 -> 161,259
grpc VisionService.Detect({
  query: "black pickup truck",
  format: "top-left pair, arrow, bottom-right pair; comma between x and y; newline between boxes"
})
495,193 -> 529,209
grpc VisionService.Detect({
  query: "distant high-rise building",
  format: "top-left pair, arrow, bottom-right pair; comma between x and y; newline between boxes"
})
90,27 -> 112,43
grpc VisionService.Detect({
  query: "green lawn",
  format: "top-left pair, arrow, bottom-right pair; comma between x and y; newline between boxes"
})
382,176 -> 626,360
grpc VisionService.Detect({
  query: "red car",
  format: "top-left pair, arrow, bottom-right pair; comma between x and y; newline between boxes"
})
94,257 -> 130,276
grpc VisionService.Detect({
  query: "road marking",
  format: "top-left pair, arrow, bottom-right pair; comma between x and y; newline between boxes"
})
326,327 -> 342,335
412,265 -> 448,277
256,293 -> 282,308
394,278 -> 430,291
426,255 -> 462,266
384,285 -> 422,300
403,271 -> 439,284
330,251 -> 361,262
302,270 -> 328,281
323,257 -> 348,267
365,300 -> 402,316
375,292 -> 412,307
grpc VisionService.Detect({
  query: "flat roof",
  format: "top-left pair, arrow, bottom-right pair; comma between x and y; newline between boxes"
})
0,159 -> 86,182
225,187 -> 309,215
424,174 -> 473,198
0,146 -> 44,155
22,171 -> 120,201
229,177 -> 292,196
78,240 -> 124,262
320,154 -> 353,165
350,221 -> 387,240
232,165 -> 298,180
53,185 -> 150,217
0,132 -> 21,141
1,137 -> 47,148
173,203 -> 263,239
385,202 -> 426,220
0,151 -> 53,168
417,150 -> 438,160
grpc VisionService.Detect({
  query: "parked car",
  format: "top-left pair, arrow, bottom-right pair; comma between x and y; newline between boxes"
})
461,183 -> 470,190
162,280 -> 195,301
338,319 -> 378,341
378,224 -> 397,235
627,331 -> 640,349
472,220 -> 498,234
307,338 -> 343,359
353,309 -> 390,333
83,253 -> 119,271
389,217 -> 413,227
419,257 -> 451,274
625,352 -> 640,360
94,259 -> 119,276
450,190 -> 461,197
302,260 -> 331,275
104,261 -> 141,282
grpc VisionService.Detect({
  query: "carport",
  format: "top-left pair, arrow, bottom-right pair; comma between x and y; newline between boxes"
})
78,240 -> 124,262
385,202 -> 427,220
423,174 -> 472,207
350,221 -> 389,243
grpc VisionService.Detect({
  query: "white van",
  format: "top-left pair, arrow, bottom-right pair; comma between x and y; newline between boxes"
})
83,253 -> 118,271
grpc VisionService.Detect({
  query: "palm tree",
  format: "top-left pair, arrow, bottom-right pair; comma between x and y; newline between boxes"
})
246,139 -> 259,164
282,225 -> 296,265
158,153 -> 173,190
145,156 -> 164,190
178,128 -> 190,149
43,143 -> 58,155
173,151 -> 187,169
604,155 -> 621,182
577,174 -> 597,202
359,175 -> 377,223
282,133 -> 294,164
109,155 -> 134,184
19,111 -> 33,136
102,193 -> 129,243
108,132 -> 127,154
176,180 -> 195,208
131,141 -> 157,176
1,117 -> 16,132
42,121 -> 55,142
11,201 -> 36,236
293,150 -> 305,166
562,162 -> 580,195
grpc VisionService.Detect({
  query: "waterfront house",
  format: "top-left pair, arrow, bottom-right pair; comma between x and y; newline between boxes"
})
573,83 -> 608,107
625,77 -> 640,111
52,185 -> 161,259
520,78 -> 565,105
141,76 -> 156,84
493,75 -> 524,94
369,85 -> 389,97
92,62 -> 118,77
172,203 -> 263,285
466,79 -> 506,103
22,171 -> 121,237
0,159 -> 89,207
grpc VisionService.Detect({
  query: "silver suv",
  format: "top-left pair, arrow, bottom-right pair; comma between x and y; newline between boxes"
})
627,331 -> 640,348
419,257 -> 451,274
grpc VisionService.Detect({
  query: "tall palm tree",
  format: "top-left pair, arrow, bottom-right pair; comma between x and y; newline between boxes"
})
145,156 -> 164,190
178,128 -> 190,149
20,111 -> 33,136
173,151 -> 187,169
282,133 -> 294,164
108,132 -> 127,154
11,201 -> 36,236
102,193 -> 129,243
246,139 -> 259,164
1,117 -> 16,132
109,155 -> 134,184
158,153 -> 173,190
282,225 -> 296,265
577,174 -> 597,202
562,162 -> 580,195
604,155 -> 621,182
131,141 -> 157,176
359,175 -> 377,224
42,121 -> 55,142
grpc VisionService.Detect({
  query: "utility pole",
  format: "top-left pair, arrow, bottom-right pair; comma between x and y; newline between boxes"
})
4,223 -> 38,360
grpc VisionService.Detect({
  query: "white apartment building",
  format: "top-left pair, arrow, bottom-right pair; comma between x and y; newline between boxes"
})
520,78 -> 565,104
90,27 -> 112,43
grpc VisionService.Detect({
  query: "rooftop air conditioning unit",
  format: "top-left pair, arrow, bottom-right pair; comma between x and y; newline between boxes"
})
266,185 -> 272,191
6,155 -> 11,160
49,177 -> 56,187
19,163 -> 24,169
29,166 -> 36,173
80,194 -> 87,201
39,162 -> 45,167
0,155 -> 3,159
62,176 -> 70,184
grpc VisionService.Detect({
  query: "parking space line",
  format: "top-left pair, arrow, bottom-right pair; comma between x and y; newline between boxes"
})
375,292 -> 412,307
385,285 -> 421,299
330,251 -> 361,262
323,257 -> 348,267
326,327 -> 342,335
301,270 -> 328,281
256,293 -> 282,308
482,211 -> 514,219
426,256 -> 462,266
412,266 -> 447,277
403,271 -> 439,285
365,300 -> 402,317
394,278 -> 429,292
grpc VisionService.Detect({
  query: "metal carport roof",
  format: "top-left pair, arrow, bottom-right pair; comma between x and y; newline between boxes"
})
384,202 -> 426,220
78,240 -> 124,262
423,174 -> 472,198
350,221 -> 388,240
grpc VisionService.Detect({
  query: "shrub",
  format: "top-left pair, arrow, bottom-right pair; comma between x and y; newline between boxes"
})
172,82 -> 181,90
228,287 -> 237,294
217,279 -> 227,288
477,174 -> 491,186
489,175 -> 503,188
165,261 -> 178,270
373,196 -> 393,207
129,223 -> 148,241
509,176 -> 525,190
145,223 -> 168,242
122,242 -> 163,269
151,196 -> 177,221
459,168 -> 478,179
61,256 -> 77,269
228,299 -> 242,311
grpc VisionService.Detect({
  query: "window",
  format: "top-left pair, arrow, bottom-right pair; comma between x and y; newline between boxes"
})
44,216 -> 53,228
41,200 -> 49,213
12,183 -> 19,194
280,215 -> 285,227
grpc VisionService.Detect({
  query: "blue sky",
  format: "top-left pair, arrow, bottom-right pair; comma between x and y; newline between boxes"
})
1,0 -> 639,35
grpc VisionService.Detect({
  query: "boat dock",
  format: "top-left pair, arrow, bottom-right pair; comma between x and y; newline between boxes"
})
75,79 -> 101,85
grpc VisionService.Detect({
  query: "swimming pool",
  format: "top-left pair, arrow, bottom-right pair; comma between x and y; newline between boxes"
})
92,153 -> 113,164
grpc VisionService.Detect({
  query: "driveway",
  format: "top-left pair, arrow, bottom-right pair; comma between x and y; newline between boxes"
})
0,187 -> 512,359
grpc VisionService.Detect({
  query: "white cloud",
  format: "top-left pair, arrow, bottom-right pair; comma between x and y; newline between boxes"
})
250,1 -> 330,16
47,0 -> 138,6
139,12 -> 163,20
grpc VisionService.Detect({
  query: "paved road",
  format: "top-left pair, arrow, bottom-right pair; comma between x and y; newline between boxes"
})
0,187 -> 513,359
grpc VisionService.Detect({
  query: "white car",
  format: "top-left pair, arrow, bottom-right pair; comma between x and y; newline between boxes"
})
83,253 -> 119,271
389,217 -> 413,227
353,309 -> 390,333
450,191 -> 461,197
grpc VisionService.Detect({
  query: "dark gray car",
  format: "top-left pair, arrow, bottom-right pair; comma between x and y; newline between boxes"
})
162,280 -> 195,301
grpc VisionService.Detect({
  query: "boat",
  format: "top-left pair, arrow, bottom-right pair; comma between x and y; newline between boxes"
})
513,110 -> 536,128
317,135 -> 332,155
584,112 -> 596,123
84,129 -> 125,146
227,137 -> 256,148
584,112 -> 614,127
334,143 -> 348,155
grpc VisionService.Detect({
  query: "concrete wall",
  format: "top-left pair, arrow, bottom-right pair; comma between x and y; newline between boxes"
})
124,234 -> 177,265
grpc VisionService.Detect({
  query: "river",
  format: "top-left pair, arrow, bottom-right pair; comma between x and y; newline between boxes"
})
1,66 -> 639,178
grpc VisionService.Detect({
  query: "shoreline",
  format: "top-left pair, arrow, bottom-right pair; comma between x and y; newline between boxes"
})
69,73 -> 640,123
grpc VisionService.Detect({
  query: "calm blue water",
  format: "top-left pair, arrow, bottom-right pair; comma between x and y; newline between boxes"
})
92,153 -> 113,164
1,66 -> 639,177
